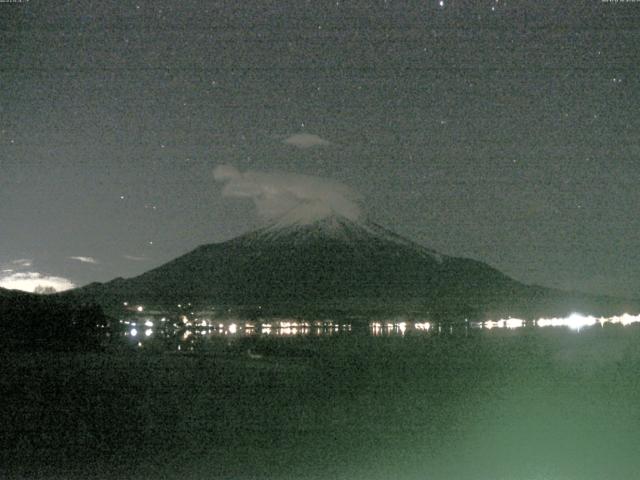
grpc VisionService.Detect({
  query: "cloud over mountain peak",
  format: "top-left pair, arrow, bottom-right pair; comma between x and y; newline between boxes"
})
213,166 -> 362,224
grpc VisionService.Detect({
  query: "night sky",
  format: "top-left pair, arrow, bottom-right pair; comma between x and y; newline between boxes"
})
1,0 -> 639,298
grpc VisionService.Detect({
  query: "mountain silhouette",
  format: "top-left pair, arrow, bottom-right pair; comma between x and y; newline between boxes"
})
63,214 -> 638,319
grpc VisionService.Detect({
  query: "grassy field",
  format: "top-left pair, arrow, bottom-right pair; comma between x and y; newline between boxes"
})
2,326 -> 640,480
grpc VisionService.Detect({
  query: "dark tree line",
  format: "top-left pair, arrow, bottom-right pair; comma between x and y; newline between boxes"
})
0,292 -> 111,351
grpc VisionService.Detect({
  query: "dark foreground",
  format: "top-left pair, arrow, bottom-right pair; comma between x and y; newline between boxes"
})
2,326 -> 640,480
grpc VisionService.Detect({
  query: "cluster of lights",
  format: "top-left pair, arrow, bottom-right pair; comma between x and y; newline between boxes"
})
128,327 -> 153,337
475,313 -> 640,331
370,321 -> 411,336
479,318 -> 526,330
120,310 -> 640,345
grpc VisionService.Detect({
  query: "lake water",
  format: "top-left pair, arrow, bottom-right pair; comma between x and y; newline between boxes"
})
3,318 -> 640,480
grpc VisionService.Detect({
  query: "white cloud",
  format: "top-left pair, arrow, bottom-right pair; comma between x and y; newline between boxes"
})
12,258 -> 33,267
214,165 -> 362,224
123,255 -> 147,261
69,256 -> 99,264
283,133 -> 331,148
0,272 -> 76,293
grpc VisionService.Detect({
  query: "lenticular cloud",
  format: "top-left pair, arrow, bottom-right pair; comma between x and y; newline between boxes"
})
213,165 -> 362,224
283,133 -> 331,148
69,256 -> 99,264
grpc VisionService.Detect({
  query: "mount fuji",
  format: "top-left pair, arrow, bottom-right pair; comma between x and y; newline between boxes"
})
63,212 -> 637,319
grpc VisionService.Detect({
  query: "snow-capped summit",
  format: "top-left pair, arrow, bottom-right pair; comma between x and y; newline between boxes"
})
263,201 -> 352,230
253,210 -> 443,262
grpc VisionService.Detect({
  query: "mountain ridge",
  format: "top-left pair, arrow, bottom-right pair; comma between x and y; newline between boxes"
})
61,215 -> 639,319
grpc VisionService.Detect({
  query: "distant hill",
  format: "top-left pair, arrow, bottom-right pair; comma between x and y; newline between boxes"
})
60,213 -> 639,320
0,287 -> 109,350
0,286 -> 31,299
